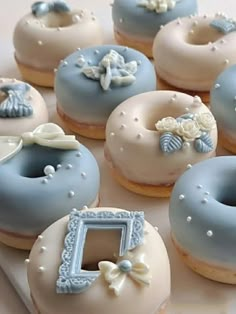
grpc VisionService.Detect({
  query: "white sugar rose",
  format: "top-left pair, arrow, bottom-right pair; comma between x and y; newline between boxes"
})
155,117 -> 179,133
195,112 -> 216,131
177,120 -> 201,141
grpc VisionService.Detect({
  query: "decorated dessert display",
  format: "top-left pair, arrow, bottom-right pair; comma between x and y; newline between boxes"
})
0,78 -> 48,135
55,45 -> 156,139
26,207 -> 170,314
105,91 -> 217,197
13,0 -> 103,87
112,0 -> 198,57
210,65 -> 236,153
0,123 -> 100,250
169,156 -> 236,284
153,13 -> 236,102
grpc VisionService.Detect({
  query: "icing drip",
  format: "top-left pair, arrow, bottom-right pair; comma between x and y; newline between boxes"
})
82,50 -> 138,91
210,18 -> 236,34
138,0 -> 181,13
99,252 -> 151,296
31,1 -> 70,17
0,83 -> 33,118
155,112 -> 216,154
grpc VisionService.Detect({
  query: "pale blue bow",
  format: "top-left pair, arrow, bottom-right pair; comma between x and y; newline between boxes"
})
210,18 -> 236,34
0,83 -> 33,118
31,1 -> 70,17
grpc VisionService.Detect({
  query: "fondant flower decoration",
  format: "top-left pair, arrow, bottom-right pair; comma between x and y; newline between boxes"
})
98,252 -> 151,296
155,117 -> 179,133
0,123 -> 79,163
82,50 -> 138,91
31,1 -> 70,17
0,83 -> 33,118
195,112 -> 216,132
138,0 -> 180,13
210,18 -> 236,34
176,119 -> 201,142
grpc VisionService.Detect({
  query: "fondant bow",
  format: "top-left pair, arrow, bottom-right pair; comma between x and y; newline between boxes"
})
210,18 -> 236,34
31,1 -> 70,17
98,252 -> 151,296
0,83 -> 32,118
0,123 -> 79,163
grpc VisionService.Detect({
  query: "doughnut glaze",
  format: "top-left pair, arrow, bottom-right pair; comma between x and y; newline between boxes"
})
55,45 -> 156,139
112,0 -> 197,57
13,1 -> 103,87
0,78 -> 48,135
153,14 -> 236,92
210,65 -> 236,153
0,123 -> 100,249
105,91 -> 217,197
169,156 -> 236,283
27,207 -> 170,314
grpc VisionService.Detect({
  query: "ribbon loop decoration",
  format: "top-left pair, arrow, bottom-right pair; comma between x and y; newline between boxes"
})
31,1 -> 70,17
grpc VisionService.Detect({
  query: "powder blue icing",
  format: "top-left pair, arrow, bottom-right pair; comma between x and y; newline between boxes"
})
210,65 -> 236,133
169,156 -> 236,268
31,1 -> 70,17
55,45 -> 156,125
112,0 -> 198,39
56,210 -> 144,294
210,18 -> 236,34
0,144 -> 100,236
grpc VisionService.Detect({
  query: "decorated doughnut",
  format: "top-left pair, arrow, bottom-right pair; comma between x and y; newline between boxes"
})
170,156 -> 236,284
210,65 -> 236,153
0,123 -> 100,250
105,91 -> 217,197
153,14 -> 236,102
0,78 -> 48,135
55,45 -> 156,139
112,0 -> 197,57
26,207 -> 170,314
13,1 -> 103,87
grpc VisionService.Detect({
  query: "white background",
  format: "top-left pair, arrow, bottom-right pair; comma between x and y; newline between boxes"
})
0,0 -> 236,313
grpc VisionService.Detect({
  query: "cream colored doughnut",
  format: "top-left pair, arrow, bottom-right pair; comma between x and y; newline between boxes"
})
153,14 -> 236,92
13,2 -> 103,87
27,207 -> 170,314
0,78 -> 48,136
105,91 -> 217,197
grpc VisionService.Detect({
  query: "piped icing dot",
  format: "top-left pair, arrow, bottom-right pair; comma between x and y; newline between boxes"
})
197,184 -> 203,189
186,164 -> 192,169
72,208 -> 77,212
66,164 -> 73,169
204,191 -> 210,195
215,83 -> 221,89
76,152 -> 82,157
179,194 -> 185,200
73,15 -> 80,23
82,205 -> 88,210
189,29 -> 194,35
120,111 -> 126,116
24,259 -> 30,264
41,178 -> 48,184
206,230 -> 213,237
40,246 -> 47,253
57,164 -> 62,169
186,216 -> 192,223
110,132 -> 115,137
120,124 -> 126,130
68,191 -> 75,198
224,59 -> 229,65
47,174 -> 53,180
94,49 -> 100,55
38,235 -> 43,240
201,198 -> 208,204
137,60 -> 142,65
77,56 -> 86,67
44,165 -> 55,176
38,266 -> 45,273
81,172 -> 87,178
154,226 -> 159,232
137,133 -> 143,139
118,260 -> 132,273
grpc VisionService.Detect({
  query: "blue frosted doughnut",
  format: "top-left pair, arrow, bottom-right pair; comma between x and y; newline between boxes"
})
169,156 -> 236,283
112,0 -> 197,57
0,141 -> 100,249
210,65 -> 236,153
55,45 -> 156,139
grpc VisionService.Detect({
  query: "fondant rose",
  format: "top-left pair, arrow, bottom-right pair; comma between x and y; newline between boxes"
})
155,117 -> 179,133
195,112 -> 216,131
177,120 -> 201,141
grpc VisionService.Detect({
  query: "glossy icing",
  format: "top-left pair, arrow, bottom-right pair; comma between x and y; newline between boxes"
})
210,65 -> 236,142
13,4 -> 103,71
27,207 -> 170,314
153,14 -> 236,91
112,0 -> 197,40
0,78 -> 48,135
0,126 -> 100,236
55,45 -> 156,126
105,91 -> 217,186
31,1 -> 70,17
169,156 -> 236,269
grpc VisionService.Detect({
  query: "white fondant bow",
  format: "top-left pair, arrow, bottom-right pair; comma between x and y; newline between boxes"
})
0,123 -> 79,163
98,252 -> 151,296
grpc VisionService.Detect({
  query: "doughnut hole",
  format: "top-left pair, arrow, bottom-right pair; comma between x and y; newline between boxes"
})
216,184 -> 236,207
39,12 -> 77,28
186,25 -> 223,45
82,229 -> 121,271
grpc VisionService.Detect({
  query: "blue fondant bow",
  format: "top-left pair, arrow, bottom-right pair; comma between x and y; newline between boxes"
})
0,83 -> 33,118
31,1 -> 70,17
210,18 -> 236,34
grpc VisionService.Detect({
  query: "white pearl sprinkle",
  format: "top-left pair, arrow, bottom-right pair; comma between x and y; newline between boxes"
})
193,20 -> 198,26
47,174 -> 53,180
94,49 -> 100,55
73,15 -> 80,23
57,27 -> 61,31
197,184 -> 203,189
120,147 -> 124,152
220,39 -> 226,44
183,142 -> 190,149
82,205 -> 88,210
40,246 -> 47,253
154,226 -> 159,232
92,16 -> 96,21
38,235 -> 43,240
76,152 -> 82,157
120,124 -> 126,130
204,191 -> 210,195
38,40 -> 43,46
57,164 -> 62,169
224,59 -> 229,65
207,230 -> 213,237
28,95 -> 33,101
110,132 -> 115,137
68,191 -> 75,198
186,216 -> 192,223
120,111 -> 126,116
185,107 -> 190,112
44,165 -> 55,176
186,164 -> 192,169
66,164 -> 73,169
202,198 -> 208,204
81,172 -> 87,178
62,61 -> 68,67
123,47 -> 128,52
137,133 -> 143,139
119,18 -> 123,23
179,194 -> 185,200
211,46 -> 217,52
38,266 -> 45,273
160,25 -> 164,29
41,178 -> 48,184
177,18 -> 182,25
77,57 -> 86,67
137,60 -> 142,65
24,259 -> 30,265
76,47 -> 81,51
134,117 -> 139,122
189,29 -> 194,35
215,83 -> 221,89
203,14 -> 208,18
72,208 -> 77,212
54,68 -> 58,73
